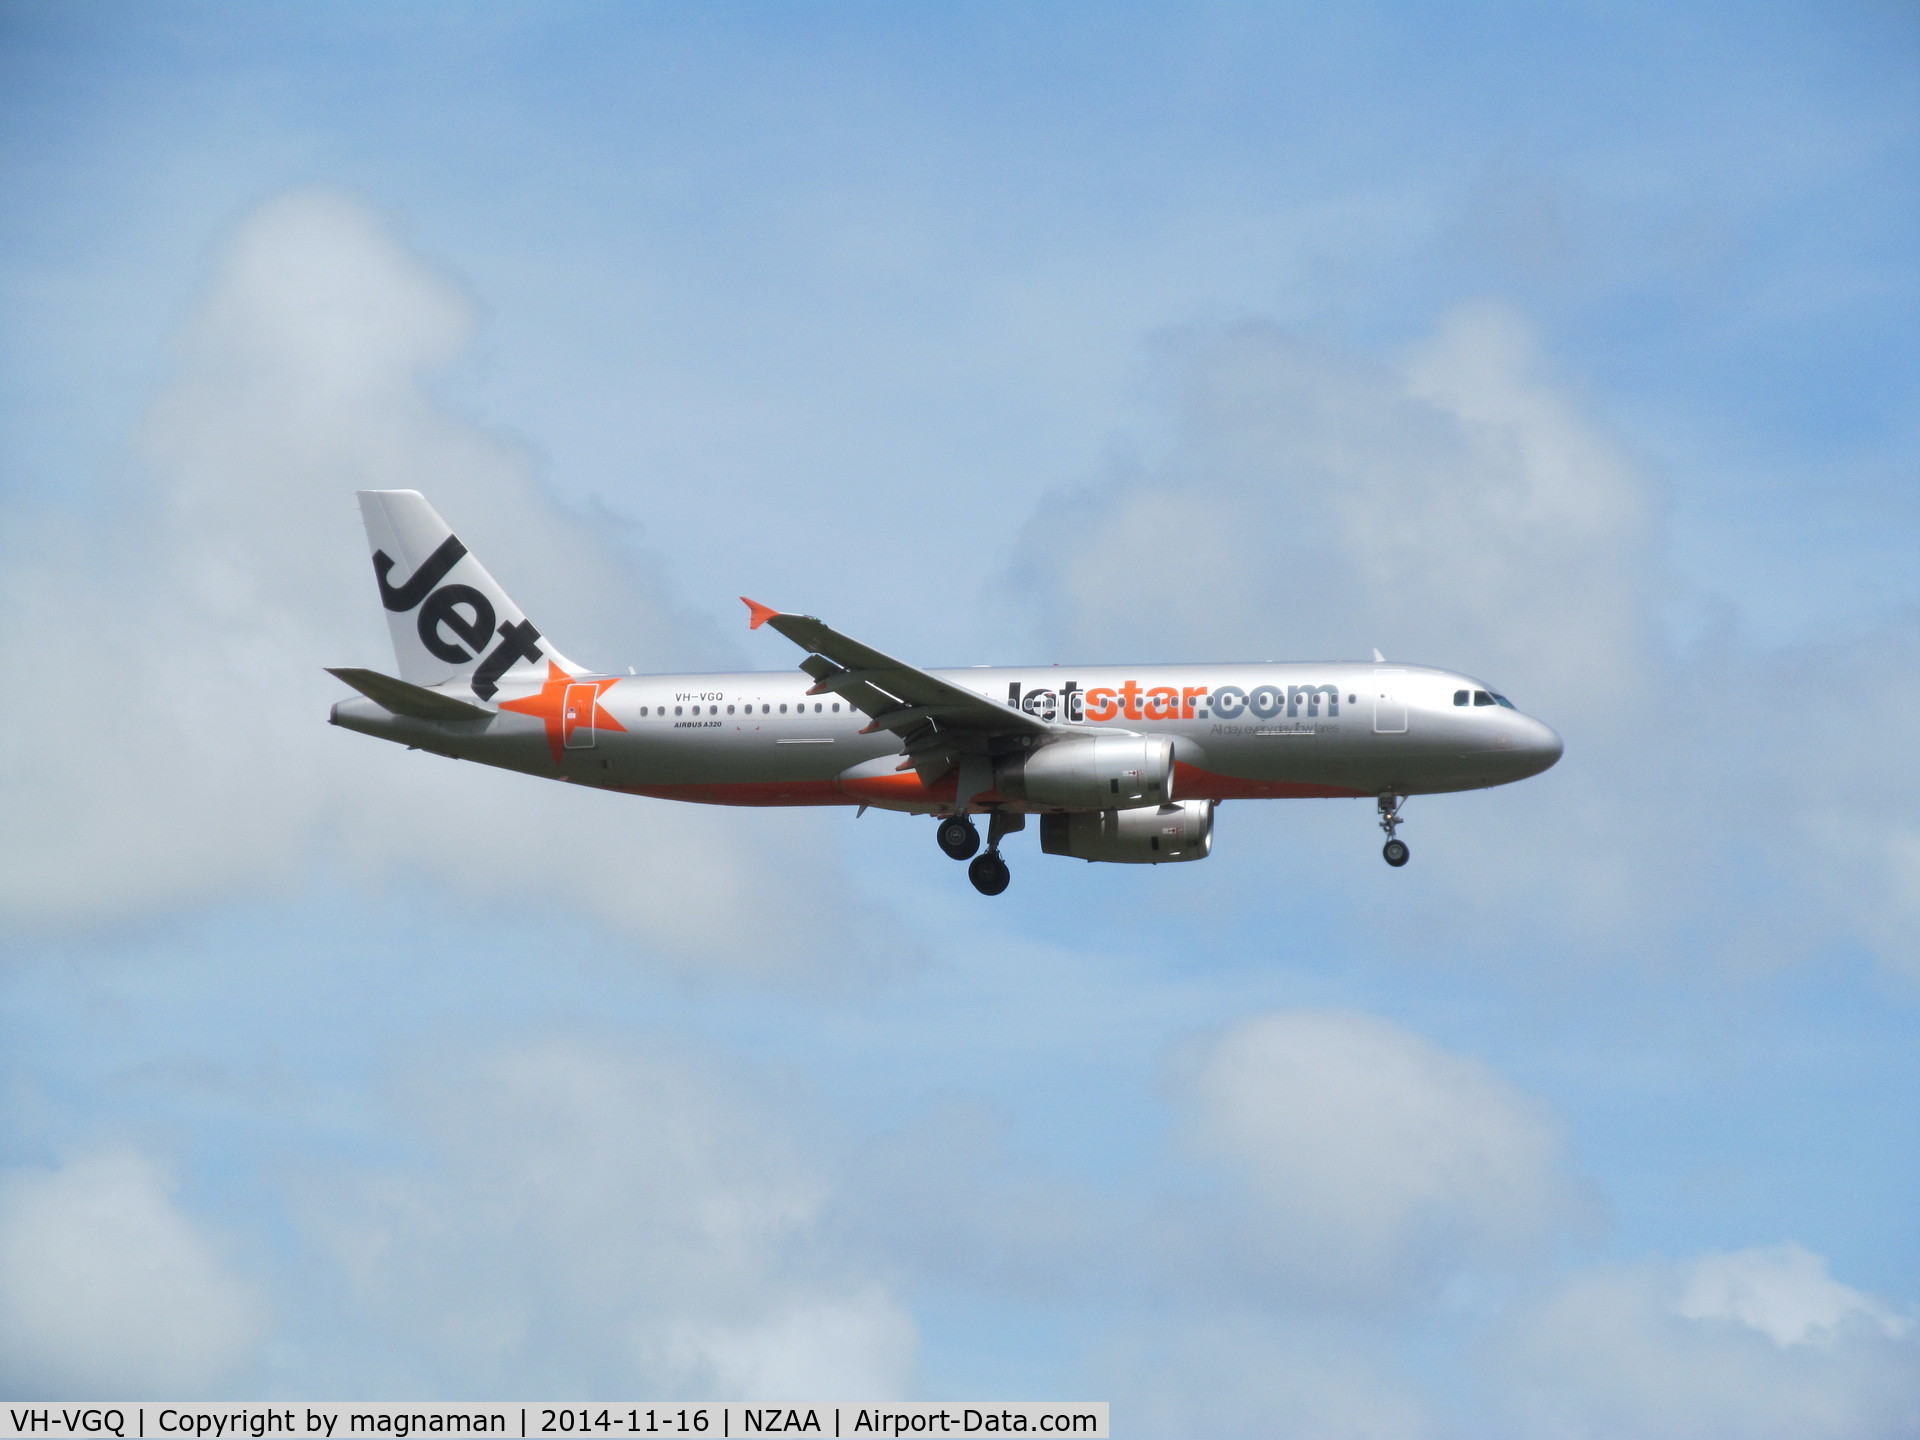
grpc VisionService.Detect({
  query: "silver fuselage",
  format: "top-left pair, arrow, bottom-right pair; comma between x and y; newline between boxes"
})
332,661 -> 1562,812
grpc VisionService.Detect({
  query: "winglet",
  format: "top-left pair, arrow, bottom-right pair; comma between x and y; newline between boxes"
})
741,596 -> 781,631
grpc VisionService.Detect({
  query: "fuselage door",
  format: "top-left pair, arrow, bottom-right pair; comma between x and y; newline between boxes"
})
1372,669 -> 1408,734
563,683 -> 598,749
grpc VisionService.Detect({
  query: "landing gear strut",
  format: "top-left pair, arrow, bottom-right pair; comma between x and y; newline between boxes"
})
936,815 -> 980,860
1378,793 -> 1409,867
966,811 -> 1025,896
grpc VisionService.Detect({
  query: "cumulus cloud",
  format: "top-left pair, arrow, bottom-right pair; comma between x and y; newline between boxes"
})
0,1150 -> 266,1396
1004,304 -> 1920,977
1174,1009 -> 1578,1296
1001,305 -> 1689,944
1128,1010 -> 1915,1438
0,189 -> 872,965
296,1037 -> 916,1397
1486,1247 -> 1920,1439
844,1009 -> 1583,1320
1010,305 -> 1659,714
1676,1243 -> 1910,1347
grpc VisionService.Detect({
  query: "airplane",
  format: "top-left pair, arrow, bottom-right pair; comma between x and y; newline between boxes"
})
329,491 -> 1563,895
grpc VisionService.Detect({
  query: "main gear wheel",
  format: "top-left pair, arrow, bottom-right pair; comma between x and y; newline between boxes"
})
936,815 -> 980,860
968,851 -> 1011,895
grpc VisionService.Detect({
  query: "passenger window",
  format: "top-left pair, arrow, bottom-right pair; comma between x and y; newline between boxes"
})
762,704 -> 770,714
727,704 -> 735,714
832,703 -> 840,712
1453,690 -> 1469,706
815,703 -> 822,713
779,703 -> 787,713
674,705 -> 683,716
1473,691 -> 1494,706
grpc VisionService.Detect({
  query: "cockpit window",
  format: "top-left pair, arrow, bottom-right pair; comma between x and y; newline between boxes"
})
1492,693 -> 1515,709
1473,690 -> 1494,706
1453,690 -> 1469,706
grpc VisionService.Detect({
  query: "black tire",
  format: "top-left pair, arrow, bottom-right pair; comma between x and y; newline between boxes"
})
968,851 -> 1011,895
937,816 -> 981,860
1383,839 -> 1410,867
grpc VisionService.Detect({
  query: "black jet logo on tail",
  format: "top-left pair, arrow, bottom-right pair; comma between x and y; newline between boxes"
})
372,536 -> 545,702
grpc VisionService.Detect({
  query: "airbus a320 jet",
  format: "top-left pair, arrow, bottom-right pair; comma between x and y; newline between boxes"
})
329,492 -> 1562,895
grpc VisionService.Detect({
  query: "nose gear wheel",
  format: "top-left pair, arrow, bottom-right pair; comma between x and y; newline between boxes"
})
1377,793 -> 1409,867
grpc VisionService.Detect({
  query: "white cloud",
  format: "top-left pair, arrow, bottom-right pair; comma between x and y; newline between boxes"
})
1001,305 -> 1691,945
1010,304 -> 1659,716
1176,1009 -> 1577,1296
1677,1243 -> 1909,1347
297,1037 -> 916,1397
839,1009 -> 1580,1317
1002,303 -> 1920,978
0,189 -> 873,966
0,1150 -> 266,1396
1487,1249 -> 1920,1440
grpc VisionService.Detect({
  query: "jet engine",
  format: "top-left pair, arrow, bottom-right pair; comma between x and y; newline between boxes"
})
1039,800 -> 1214,864
995,734 -> 1175,810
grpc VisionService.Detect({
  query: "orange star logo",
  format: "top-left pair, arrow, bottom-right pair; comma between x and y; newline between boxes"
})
499,661 -> 626,763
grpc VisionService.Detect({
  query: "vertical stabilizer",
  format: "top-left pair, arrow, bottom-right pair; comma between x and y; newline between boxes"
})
356,490 -> 581,699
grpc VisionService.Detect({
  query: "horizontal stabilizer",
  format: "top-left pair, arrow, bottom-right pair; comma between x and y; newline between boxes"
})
326,667 -> 494,721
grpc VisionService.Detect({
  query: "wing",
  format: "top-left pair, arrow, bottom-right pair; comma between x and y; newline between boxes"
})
742,598 -> 1049,785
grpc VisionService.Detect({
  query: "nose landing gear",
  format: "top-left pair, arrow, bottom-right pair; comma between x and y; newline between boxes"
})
1378,793 -> 1410,867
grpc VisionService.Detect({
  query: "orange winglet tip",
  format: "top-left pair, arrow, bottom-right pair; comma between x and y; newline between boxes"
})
741,597 -> 781,631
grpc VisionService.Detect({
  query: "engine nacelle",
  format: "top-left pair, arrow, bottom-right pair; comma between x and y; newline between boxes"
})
996,734 -> 1175,810
1039,800 -> 1214,864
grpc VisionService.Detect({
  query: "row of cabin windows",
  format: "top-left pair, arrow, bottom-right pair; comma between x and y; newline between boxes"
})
631,695 -> 1516,719
634,702 -> 843,717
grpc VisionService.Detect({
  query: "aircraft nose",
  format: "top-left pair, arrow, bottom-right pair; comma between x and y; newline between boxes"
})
1521,716 -> 1563,773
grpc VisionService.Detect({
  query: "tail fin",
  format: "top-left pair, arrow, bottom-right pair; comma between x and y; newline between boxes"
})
356,490 -> 581,699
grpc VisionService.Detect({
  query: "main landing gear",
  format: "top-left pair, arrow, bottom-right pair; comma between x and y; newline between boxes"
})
936,815 -> 981,860
968,851 -> 1011,896
938,812 -> 1021,895
1378,793 -> 1410,867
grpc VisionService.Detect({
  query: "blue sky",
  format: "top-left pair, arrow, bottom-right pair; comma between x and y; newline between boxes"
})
2,2 -> 1918,1431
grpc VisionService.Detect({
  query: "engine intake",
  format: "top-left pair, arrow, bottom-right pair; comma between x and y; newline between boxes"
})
1040,800 -> 1214,864
995,734 -> 1174,810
